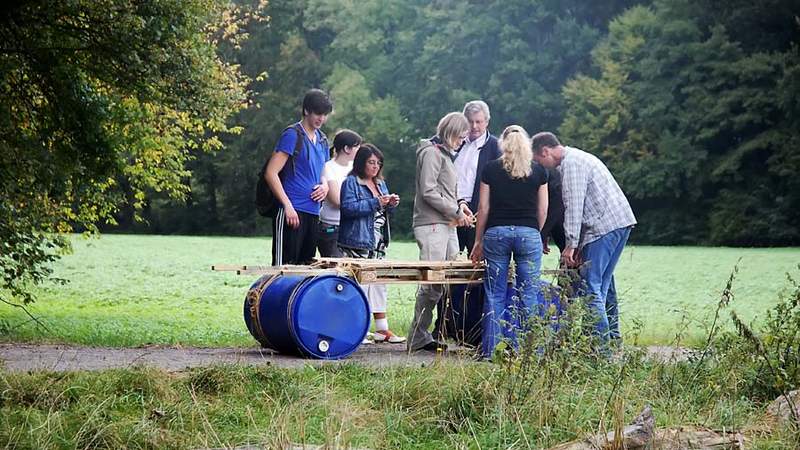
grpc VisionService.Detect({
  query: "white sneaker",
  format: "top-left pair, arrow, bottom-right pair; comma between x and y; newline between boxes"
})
373,330 -> 407,344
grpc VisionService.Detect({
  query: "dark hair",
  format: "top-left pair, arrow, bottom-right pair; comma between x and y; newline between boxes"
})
332,129 -> 363,154
302,88 -> 333,116
531,131 -> 561,154
351,143 -> 384,180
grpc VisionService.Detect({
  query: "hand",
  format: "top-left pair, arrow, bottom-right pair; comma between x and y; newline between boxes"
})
284,205 -> 300,229
542,241 -> 550,255
387,193 -> 400,207
470,242 -> 483,265
378,195 -> 391,207
561,247 -> 578,268
459,203 -> 474,226
455,213 -> 471,227
310,183 -> 328,202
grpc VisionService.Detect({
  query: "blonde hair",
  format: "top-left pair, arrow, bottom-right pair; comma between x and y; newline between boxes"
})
500,125 -> 533,179
436,112 -> 469,150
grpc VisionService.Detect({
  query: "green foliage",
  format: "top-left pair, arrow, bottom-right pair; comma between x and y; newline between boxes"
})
136,0 -> 640,239
0,1 -> 260,303
560,0 -> 800,245
715,268 -> 800,401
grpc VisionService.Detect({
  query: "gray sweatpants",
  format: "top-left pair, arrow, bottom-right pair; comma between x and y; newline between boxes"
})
407,223 -> 459,351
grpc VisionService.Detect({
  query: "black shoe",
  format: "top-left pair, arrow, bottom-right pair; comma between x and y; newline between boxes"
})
418,340 -> 448,353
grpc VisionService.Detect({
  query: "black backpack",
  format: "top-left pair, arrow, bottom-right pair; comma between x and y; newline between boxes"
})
255,124 -> 328,217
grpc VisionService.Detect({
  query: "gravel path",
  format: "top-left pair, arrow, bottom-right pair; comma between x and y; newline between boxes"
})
0,343 -> 692,373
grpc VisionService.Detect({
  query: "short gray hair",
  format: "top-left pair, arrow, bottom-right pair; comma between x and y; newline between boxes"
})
463,100 -> 491,121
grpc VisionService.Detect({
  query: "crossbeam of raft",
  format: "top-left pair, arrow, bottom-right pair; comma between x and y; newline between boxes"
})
212,258 -> 485,284
212,257 -> 562,285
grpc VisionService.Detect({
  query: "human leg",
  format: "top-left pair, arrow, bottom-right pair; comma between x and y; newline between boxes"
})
272,208 -> 306,265
297,212 -> 319,264
599,227 -> 630,344
579,227 -> 631,352
512,227 -> 543,349
481,226 -> 514,359
407,224 -> 451,351
316,222 -> 342,257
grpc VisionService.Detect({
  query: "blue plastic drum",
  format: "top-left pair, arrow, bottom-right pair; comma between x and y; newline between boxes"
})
244,274 -> 370,359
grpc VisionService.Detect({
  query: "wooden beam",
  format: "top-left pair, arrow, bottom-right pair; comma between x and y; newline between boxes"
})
422,269 -> 446,281
211,264 -> 245,271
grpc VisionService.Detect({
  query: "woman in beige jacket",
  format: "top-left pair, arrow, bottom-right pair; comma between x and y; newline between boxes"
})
407,112 -> 474,353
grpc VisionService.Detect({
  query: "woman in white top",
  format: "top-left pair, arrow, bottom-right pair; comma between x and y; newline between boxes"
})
317,129 -> 363,257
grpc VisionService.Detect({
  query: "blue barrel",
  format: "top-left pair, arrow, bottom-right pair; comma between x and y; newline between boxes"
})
244,274 -> 370,359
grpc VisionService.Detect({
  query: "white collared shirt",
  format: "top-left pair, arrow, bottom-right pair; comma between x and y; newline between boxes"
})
454,131 -> 488,202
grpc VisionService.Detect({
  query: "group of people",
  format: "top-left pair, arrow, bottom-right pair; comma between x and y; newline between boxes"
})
264,89 -> 405,344
263,88 -> 636,359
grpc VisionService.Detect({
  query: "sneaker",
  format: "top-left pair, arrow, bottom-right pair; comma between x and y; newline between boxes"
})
361,337 -> 373,345
373,330 -> 407,344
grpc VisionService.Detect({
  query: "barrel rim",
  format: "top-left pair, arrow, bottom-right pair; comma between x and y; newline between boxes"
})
287,274 -> 370,359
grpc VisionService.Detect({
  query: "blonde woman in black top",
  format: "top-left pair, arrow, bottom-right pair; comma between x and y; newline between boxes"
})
471,125 -> 548,360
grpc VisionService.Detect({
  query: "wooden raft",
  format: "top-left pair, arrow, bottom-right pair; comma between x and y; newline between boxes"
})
212,257 -> 485,285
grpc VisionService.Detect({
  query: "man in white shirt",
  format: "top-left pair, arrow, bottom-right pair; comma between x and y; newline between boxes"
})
453,100 -> 502,253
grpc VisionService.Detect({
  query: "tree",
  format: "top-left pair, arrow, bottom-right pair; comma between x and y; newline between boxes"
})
0,0 -> 262,305
560,0 -> 800,245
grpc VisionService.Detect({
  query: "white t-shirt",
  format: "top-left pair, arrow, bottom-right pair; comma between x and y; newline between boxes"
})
319,159 -> 353,225
454,131 -> 488,202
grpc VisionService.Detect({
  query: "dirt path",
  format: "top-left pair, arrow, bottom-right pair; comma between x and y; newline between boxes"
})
0,343 -> 693,373
0,342 -> 473,372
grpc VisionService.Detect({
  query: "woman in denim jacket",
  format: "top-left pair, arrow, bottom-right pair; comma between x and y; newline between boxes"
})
339,144 -> 406,344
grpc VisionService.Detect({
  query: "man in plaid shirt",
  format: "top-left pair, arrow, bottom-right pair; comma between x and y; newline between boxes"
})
532,132 -> 636,353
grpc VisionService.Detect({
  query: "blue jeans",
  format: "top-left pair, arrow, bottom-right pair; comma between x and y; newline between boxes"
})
482,226 -> 542,359
579,227 -> 630,351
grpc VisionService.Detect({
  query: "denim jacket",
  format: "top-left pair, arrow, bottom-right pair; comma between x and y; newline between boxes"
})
339,175 -> 393,250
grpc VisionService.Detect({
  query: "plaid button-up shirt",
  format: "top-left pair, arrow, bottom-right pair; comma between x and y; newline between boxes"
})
559,147 -> 636,249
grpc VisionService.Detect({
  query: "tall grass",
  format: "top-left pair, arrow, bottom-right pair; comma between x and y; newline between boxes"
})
1,354 -> 794,448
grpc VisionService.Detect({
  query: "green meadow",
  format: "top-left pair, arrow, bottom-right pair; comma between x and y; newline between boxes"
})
1,234 -> 797,348
2,234 -> 798,449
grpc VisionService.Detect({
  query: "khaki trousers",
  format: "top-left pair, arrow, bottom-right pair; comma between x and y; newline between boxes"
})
407,223 -> 459,351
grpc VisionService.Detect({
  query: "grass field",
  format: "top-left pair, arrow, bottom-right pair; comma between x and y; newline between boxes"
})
1,234 -> 798,347
2,234 -> 798,449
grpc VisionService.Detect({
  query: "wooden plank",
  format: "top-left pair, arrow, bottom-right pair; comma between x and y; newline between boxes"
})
379,278 -> 483,285
215,259 -> 565,286
236,268 -> 342,277
422,269 -> 446,281
211,264 -> 246,271
313,257 -> 479,270
356,269 -> 378,284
